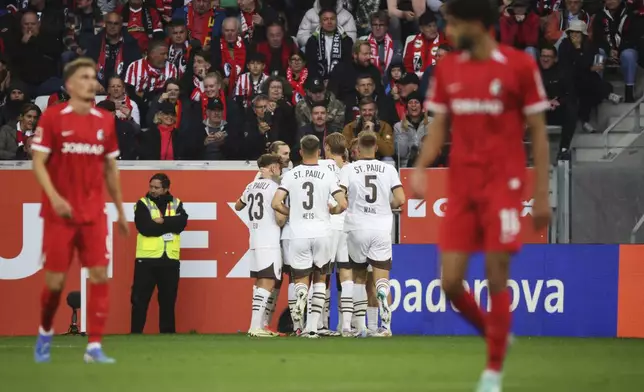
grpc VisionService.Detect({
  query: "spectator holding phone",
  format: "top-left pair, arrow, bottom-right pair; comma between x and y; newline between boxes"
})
106,76 -> 140,126
191,98 -> 240,160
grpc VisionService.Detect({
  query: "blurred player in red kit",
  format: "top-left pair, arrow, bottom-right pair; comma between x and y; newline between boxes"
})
31,58 -> 129,364
410,0 -> 551,390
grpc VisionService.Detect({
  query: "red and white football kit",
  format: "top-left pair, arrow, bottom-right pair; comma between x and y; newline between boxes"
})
31,104 -> 120,272
425,45 -> 549,253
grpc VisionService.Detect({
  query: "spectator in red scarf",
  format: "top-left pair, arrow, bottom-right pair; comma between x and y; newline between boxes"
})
183,0 -> 215,47
149,78 -> 196,130
285,51 -> 307,104
139,101 -> 182,160
499,0 -> 540,59
118,0 -> 165,52
234,51 -> 269,110
366,11 -> 400,78
237,0 -> 278,45
125,39 -> 179,99
212,17 -> 247,95
255,19 -> 298,77
107,76 -> 141,125
191,71 -> 241,123
86,12 -> 142,90
96,99 -> 140,160
403,12 -> 447,78
0,103 -> 40,159
173,0 -> 227,42
393,72 -> 419,121
385,60 -> 404,97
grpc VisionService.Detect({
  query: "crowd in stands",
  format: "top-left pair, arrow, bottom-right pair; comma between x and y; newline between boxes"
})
0,0 -> 642,163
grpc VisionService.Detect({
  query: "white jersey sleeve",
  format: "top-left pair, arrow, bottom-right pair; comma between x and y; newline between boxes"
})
343,160 -> 402,232
320,159 -> 346,231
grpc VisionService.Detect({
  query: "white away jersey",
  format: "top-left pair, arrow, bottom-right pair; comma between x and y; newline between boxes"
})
339,159 -> 402,232
319,159 -> 346,231
240,178 -> 281,249
278,163 -> 342,239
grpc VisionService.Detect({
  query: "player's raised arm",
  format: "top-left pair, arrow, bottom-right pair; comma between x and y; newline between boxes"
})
271,188 -> 290,216
235,187 -> 248,211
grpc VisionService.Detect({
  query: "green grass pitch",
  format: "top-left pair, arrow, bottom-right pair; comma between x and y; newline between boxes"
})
1,335 -> 643,391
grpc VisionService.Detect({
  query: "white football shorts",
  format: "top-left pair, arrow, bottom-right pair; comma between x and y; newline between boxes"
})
288,237 -> 332,272
330,229 -> 349,263
347,229 -> 392,265
250,247 -> 282,280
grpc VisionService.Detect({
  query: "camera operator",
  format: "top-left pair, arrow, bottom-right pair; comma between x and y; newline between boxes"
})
342,96 -> 394,160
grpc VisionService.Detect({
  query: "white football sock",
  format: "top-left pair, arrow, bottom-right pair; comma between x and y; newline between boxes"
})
321,288 -> 331,329
307,282 -> 314,321
287,282 -> 302,331
375,278 -> 391,330
353,283 -> 367,332
306,283 -> 326,333
367,307 -> 379,331
340,281 -> 354,331
263,288 -> 279,329
250,287 -> 270,330
293,283 -> 309,331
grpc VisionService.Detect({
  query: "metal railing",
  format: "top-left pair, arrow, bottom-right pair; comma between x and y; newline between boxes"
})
630,213 -> 644,243
602,95 -> 644,158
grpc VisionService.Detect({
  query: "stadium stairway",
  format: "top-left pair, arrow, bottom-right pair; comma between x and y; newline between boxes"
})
572,68 -> 644,165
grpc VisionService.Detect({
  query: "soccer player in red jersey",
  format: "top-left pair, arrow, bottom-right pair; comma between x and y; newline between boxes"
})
410,0 -> 551,390
31,58 -> 129,364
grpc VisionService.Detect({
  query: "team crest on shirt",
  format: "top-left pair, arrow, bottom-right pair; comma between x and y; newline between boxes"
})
489,79 -> 502,96
97,129 -> 104,141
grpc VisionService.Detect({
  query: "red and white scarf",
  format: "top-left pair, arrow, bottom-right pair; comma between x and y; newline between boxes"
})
168,41 -> 190,76
220,37 -> 246,95
411,33 -> 442,73
239,10 -> 256,41
191,88 -> 228,121
108,94 -> 133,120
186,3 -> 214,47
287,67 -> 308,104
368,33 -> 394,74
97,36 -> 124,82
234,72 -> 268,108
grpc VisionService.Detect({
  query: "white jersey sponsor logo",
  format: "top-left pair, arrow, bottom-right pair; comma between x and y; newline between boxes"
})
61,142 -> 105,155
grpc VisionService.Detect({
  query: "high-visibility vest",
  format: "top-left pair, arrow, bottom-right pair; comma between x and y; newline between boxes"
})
135,197 -> 182,260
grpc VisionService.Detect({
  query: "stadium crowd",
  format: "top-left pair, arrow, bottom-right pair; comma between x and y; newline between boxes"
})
0,0 -> 642,162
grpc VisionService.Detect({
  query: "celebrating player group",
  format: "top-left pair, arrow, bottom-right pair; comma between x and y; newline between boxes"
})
31,0 -> 551,390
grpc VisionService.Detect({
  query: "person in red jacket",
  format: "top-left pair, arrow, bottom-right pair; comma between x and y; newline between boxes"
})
499,0 -> 540,59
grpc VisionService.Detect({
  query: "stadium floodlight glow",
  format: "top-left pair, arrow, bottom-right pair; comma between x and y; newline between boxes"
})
63,291 -> 85,336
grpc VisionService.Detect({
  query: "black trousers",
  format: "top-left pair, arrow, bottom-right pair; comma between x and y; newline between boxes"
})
130,259 -> 180,334
547,102 -> 578,152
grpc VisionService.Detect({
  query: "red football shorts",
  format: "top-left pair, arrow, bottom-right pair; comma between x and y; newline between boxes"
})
439,169 -> 524,254
42,214 -> 109,272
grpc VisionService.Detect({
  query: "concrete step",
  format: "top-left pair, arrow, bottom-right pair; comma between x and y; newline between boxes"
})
606,115 -> 644,132
573,132 -> 625,149
574,131 -> 644,162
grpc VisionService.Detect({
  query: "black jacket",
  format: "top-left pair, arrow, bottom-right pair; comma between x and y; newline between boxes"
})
328,61 -> 385,103
540,63 -> 575,105
242,100 -> 296,160
8,33 -> 63,85
591,4 -> 638,53
134,193 -> 188,263
137,125 -> 184,160
114,118 -> 140,160
86,30 -> 142,88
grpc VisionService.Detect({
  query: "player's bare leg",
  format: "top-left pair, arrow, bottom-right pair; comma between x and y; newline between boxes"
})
337,266 -> 354,336
302,270 -> 326,338
249,277 -> 277,337
34,271 -> 67,363
475,252 -> 512,389
352,266 -> 368,336
370,260 -> 393,337
366,271 -> 379,333
441,252 -> 486,335
84,266 -> 115,364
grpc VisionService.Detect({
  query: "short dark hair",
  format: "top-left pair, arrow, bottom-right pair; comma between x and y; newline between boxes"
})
150,173 -> 170,189
541,44 -> 557,56
438,44 -> 452,52
418,11 -> 437,26
21,103 -> 40,116
311,102 -> 327,112
444,0 -> 498,29
300,135 -> 321,156
370,10 -> 389,25
167,19 -> 186,29
356,74 -> 374,84
257,153 -> 282,168
148,39 -> 168,53
318,7 -> 337,17
265,19 -> 285,30
325,132 -> 346,156
63,57 -> 97,83
164,78 -> 180,90
358,96 -> 376,108
358,131 -> 378,149
193,49 -> 212,64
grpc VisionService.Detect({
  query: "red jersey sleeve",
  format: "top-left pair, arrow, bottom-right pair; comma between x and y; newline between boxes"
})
150,8 -> 163,32
31,107 -> 56,154
424,59 -> 449,114
103,114 -> 120,159
519,53 -> 550,115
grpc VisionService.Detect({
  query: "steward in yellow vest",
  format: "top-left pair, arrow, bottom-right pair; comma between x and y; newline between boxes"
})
131,173 -> 188,334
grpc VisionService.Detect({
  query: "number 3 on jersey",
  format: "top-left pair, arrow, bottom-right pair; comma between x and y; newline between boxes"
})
302,181 -> 314,210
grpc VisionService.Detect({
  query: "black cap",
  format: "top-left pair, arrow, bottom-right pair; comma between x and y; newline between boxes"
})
97,100 -> 116,112
207,98 -> 224,111
398,73 -> 420,86
158,101 -> 176,115
247,51 -> 266,64
406,91 -> 423,104
305,76 -> 325,93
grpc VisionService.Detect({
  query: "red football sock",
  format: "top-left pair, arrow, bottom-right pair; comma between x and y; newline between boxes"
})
40,287 -> 62,331
451,290 -> 486,335
486,289 -> 512,372
87,282 -> 109,344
